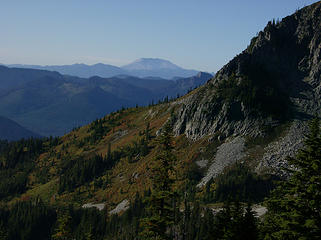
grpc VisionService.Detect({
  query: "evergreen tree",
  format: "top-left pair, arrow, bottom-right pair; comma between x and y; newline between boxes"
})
139,121 -> 177,240
52,210 -> 73,240
240,203 -> 258,240
145,122 -> 151,141
84,224 -> 94,240
262,118 -> 321,239
0,223 -> 8,240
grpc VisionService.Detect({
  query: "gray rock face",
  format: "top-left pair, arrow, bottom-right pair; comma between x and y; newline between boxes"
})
195,159 -> 209,169
82,202 -> 105,211
172,2 -> 321,175
197,136 -> 246,187
109,199 -> 130,215
257,120 -> 308,175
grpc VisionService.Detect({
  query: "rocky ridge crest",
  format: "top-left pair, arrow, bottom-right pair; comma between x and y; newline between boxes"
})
173,2 -> 321,140
172,2 -> 321,178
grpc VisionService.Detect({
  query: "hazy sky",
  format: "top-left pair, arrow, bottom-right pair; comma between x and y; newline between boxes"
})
0,0 -> 318,72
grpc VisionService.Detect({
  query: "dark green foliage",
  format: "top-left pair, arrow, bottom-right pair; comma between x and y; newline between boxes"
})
83,116 -> 121,144
0,171 -> 29,199
0,138 -> 44,169
215,201 -> 259,240
204,163 -> 277,203
0,196 -> 260,240
180,200 -> 259,240
0,193 -> 147,240
52,210 -> 73,240
262,118 -> 321,239
186,161 -> 203,183
51,205 -> 109,240
0,138 -> 54,199
125,138 -> 150,163
104,193 -> 147,240
0,198 -> 56,240
243,203 -> 260,240
139,122 -> 177,239
67,207 -> 107,240
59,150 -> 123,192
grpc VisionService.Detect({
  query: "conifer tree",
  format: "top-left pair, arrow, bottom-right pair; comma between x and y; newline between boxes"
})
52,210 -> 73,240
0,223 -> 8,240
262,118 -> 321,239
145,122 -> 151,141
139,121 -> 177,240
241,203 -> 258,240
84,224 -> 94,240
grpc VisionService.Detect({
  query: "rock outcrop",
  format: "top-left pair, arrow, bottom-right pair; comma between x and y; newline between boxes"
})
172,2 -> 321,175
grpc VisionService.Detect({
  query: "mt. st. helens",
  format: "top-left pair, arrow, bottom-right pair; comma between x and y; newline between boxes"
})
121,58 -> 199,78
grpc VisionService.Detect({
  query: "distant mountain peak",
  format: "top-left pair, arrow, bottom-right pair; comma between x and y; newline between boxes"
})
133,57 -> 172,63
121,58 -> 199,79
92,63 -> 107,66
122,58 -> 181,70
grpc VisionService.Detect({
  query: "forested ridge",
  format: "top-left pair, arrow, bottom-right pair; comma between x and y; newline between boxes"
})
0,118 -> 319,239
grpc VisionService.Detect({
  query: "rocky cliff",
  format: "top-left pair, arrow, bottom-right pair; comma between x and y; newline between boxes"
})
172,2 -> 321,179
174,2 -> 321,140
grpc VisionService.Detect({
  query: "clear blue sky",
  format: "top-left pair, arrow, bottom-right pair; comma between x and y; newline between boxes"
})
0,0 -> 318,72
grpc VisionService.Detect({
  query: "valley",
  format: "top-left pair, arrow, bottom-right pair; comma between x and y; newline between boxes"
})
0,65 -> 211,136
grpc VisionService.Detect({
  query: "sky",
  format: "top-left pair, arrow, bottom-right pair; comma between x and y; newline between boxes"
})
0,0 -> 318,72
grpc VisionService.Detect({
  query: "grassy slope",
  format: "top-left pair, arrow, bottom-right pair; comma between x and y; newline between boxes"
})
14,101 -> 205,209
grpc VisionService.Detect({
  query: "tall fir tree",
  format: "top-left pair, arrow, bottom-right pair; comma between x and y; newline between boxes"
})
0,223 -> 8,240
262,118 -> 321,239
139,121 -> 177,240
52,210 -> 73,240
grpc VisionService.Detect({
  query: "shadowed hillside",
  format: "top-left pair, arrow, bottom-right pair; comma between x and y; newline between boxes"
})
0,116 -> 41,140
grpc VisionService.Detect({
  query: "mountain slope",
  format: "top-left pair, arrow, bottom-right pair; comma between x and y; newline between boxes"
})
114,71 -> 212,98
0,65 -> 62,91
0,116 -> 41,140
